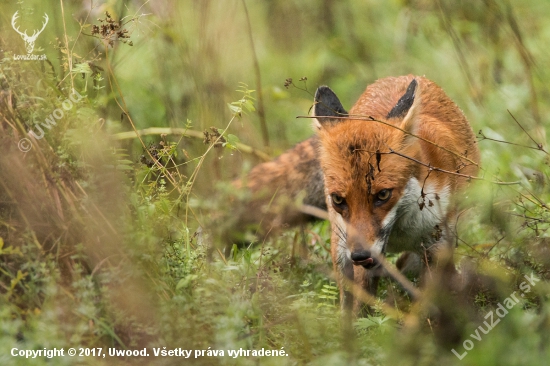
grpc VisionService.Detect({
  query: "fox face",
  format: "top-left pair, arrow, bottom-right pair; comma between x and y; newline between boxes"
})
313,76 -> 479,272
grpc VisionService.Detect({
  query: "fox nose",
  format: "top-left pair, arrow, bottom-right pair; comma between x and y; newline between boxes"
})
351,250 -> 377,269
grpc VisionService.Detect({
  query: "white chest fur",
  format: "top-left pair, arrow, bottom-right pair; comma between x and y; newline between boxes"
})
386,177 -> 450,253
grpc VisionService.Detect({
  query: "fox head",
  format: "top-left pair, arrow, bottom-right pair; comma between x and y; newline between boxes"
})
313,78 -> 431,269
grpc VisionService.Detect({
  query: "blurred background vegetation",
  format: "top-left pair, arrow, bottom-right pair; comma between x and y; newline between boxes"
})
1,0 -> 550,365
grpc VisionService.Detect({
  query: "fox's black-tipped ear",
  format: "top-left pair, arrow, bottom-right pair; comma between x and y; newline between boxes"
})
313,86 -> 348,128
387,79 -> 418,120
390,79 -> 422,137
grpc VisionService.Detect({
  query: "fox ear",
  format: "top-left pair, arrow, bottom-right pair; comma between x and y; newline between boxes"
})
387,79 -> 421,135
313,86 -> 348,129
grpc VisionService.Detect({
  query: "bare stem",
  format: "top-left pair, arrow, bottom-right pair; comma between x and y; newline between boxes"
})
507,110 -> 548,155
112,127 -> 271,161
242,0 -> 269,148
386,148 -> 520,186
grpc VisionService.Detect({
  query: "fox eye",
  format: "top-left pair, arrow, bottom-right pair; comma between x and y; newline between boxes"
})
331,193 -> 347,212
374,189 -> 392,205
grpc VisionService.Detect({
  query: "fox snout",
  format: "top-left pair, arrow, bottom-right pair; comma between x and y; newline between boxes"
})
346,223 -> 383,269
349,231 -> 381,269
350,249 -> 378,269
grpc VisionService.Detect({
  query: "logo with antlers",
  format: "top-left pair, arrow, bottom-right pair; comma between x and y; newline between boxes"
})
11,11 -> 49,54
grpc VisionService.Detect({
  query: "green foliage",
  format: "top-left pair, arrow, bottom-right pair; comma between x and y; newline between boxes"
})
228,83 -> 256,118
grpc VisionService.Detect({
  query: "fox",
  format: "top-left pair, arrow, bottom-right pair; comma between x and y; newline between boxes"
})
312,75 -> 480,311
228,75 -> 479,312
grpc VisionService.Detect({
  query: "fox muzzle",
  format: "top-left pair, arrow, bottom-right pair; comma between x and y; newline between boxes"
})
350,249 -> 379,269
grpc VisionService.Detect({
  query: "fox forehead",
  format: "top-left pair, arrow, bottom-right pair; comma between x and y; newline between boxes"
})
318,121 -> 416,195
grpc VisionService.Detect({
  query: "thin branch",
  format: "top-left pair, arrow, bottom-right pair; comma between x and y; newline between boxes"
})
386,147 -> 520,185
515,189 -> 547,210
60,0 -> 74,90
521,186 -> 549,210
180,115 -> 240,234
435,0 -> 480,103
242,0 -> 269,148
104,47 -> 181,193
509,213 -> 548,223
507,110 -> 548,155
505,4 -> 541,126
477,130 -> 543,151
112,127 -> 271,162
484,235 -> 506,257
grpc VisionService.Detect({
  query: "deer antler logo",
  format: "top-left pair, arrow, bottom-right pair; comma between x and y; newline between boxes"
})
11,11 -> 49,54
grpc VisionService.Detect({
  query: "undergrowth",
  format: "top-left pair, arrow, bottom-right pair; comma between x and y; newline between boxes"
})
1,1 -> 550,366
